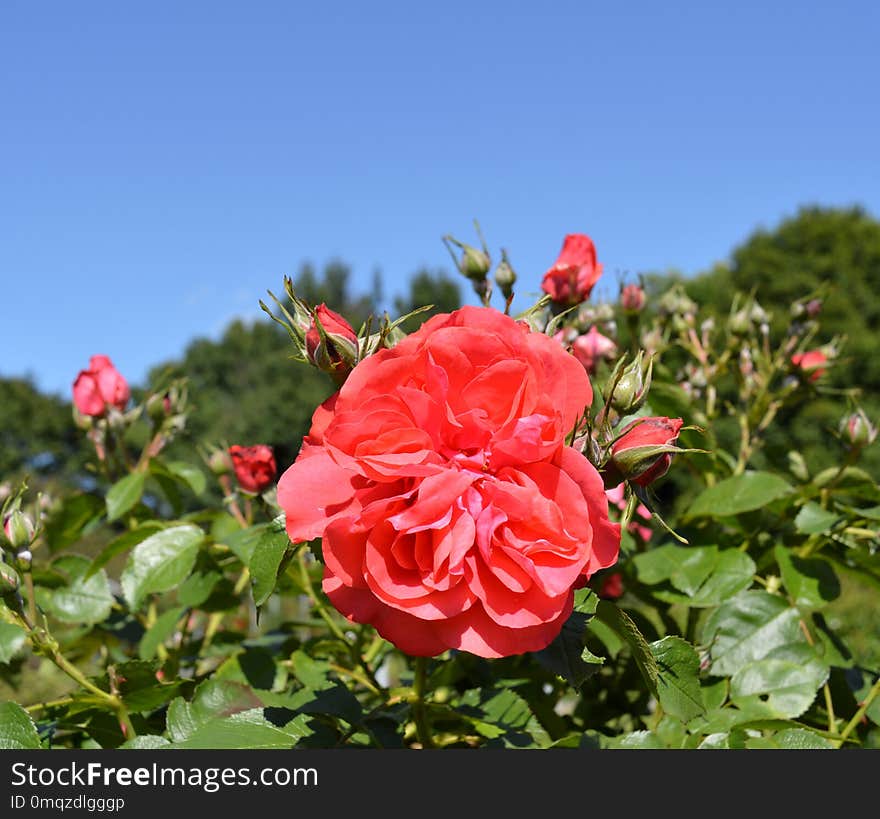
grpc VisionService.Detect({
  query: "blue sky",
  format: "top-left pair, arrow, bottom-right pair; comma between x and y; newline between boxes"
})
2,1 -> 878,398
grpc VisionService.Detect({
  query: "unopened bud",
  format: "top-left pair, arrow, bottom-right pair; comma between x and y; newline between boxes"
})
3,510 -> 35,551
840,408 -> 877,451
493,250 -> 517,300
620,283 -> 646,313
146,392 -> 169,423
604,352 -> 653,414
0,561 -> 20,596
16,549 -> 32,571
206,446 -> 233,476
306,305 -> 359,381
805,299 -> 822,318
443,234 -> 491,281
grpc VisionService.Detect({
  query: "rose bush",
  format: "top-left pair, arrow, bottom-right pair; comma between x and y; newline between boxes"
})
278,306 -> 620,657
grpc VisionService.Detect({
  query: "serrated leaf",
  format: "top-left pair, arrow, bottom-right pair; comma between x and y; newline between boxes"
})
651,636 -> 705,722
687,471 -> 793,519
533,611 -> 603,689
795,502 -> 842,535
730,658 -> 829,719
596,600 -> 659,697
774,728 -> 834,749
106,472 -> 147,521
0,701 -> 41,749
121,524 -> 204,610
0,623 -> 27,664
611,730 -> 665,749
702,591 -> 811,677
469,689 -> 551,748
120,735 -> 171,749
169,708 -> 312,749
167,679 -> 264,743
775,546 -> 840,610
249,528 -> 293,606
42,566 -> 114,625
85,523 -> 165,579
698,730 -> 748,749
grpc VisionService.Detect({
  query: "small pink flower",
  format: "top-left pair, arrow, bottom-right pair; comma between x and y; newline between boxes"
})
72,355 -> 130,417
571,326 -> 617,375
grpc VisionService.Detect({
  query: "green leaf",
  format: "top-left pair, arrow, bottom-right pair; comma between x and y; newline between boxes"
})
166,460 -> 208,496
533,588 -> 603,688
0,622 -> 27,664
702,591 -> 811,677
42,566 -> 114,625
177,571 -> 222,608
169,708 -> 312,749
795,502 -> 842,535
249,527 -> 293,607
775,545 -> 840,610
698,730 -> 748,749
651,637 -> 705,722
634,545 -> 755,607
85,523 -> 165,579
466,688 -> 552,748
43,492 -> 104,552
611,730 -> 666,749
0,701 -> 41,749
106,472 -> 147,522
773,728 -> 834,749
596,600 -> 659,697
687,471 -> 793,519
730,658 -> 829,719
121,524 -> 204,610
95,660 -> 184,713
223,523 -> 269,565
138,607 -> 186,660
167,679 -> 264,743
120,735 -> 171,749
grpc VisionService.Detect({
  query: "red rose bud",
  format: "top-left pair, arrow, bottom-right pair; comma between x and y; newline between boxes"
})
3,509 -> 35,551
603,351 -> 653,414
541,233 -> 604,305
305,305 -> 359,378
840,408 -> 877,450
598,572 -> 624,600
571,326 -> 617,375
620,283 -> 646,313
72,355 -> 131,417
610,416 -> 684,487
229,444 -> 277,494
791,349 -> 828,382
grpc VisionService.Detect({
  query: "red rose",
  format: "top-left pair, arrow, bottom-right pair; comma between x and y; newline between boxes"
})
278,306 -> 620,658
305,304 -> 359,378
72,355 -> 130,417
571,326 -> 618,375
791,349 -> 827,382
229,445 -> 277,494
610,416 -> 684,487
541,234 -> 604,305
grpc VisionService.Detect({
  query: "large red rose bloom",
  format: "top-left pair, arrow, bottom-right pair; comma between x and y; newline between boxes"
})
278,306 -> 620,658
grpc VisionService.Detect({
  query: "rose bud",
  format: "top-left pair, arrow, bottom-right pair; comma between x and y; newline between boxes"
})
229,444 -> 277,494
305,304 -> 359,380
610,416 -> 684,487
603,351 -> 653,414
840,408 -> 878,451
571,326 -> 617,375
493,249 -> 517,301
541,233 -> 604,306
597,572 -> 624,600
205,444 -> 233,476
805,299 -> 822,318
791,349 -> 828,383
0,561 -> 21,596
3,509 -> 35,551
72,355 -> 131,417
442,233 -> 491,281
620,283 -> 646,314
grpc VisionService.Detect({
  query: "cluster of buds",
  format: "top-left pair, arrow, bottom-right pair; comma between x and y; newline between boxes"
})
1,486 -> 39,598
729,298 -> 770,337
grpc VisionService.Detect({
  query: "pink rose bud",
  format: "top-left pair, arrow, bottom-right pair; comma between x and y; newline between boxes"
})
3,510 -> 35,551
305,304 -> 359,378
791,349 -> 828,383
840,408 -> 877,450
610,416 -> 684,487
72,355 -> 130,417
620,283 -> 646,313
571,326 -> 618,375
805,299 -> 822,318
541,233 -> 604,305
229,444 -> 277,494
